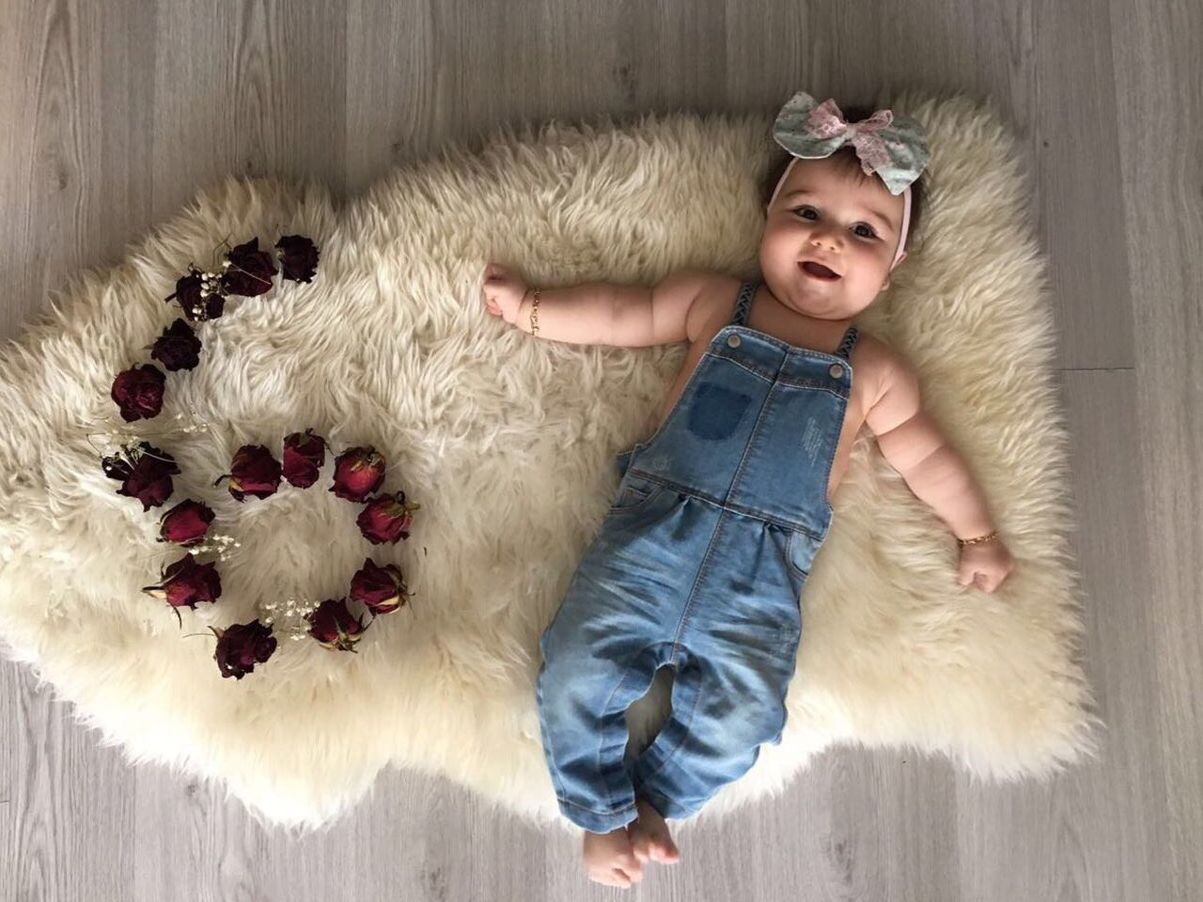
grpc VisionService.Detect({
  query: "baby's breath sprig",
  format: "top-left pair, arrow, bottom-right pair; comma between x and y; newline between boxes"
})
199,267 -> 228,298
261,595 -> 320,641
182,533 -> 241,562
83,411 -> 212,457
127,540 -> 236,570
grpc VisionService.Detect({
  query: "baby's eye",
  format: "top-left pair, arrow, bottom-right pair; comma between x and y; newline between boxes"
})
791,206 -> 877,240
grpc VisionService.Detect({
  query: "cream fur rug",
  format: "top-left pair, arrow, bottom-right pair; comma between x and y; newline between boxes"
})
0,90 -> 1100,833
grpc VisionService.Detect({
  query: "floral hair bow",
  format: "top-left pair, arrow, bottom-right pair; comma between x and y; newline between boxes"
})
770,91 -> 930,197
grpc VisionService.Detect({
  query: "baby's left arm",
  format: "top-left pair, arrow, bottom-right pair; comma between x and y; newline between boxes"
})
862,345 -> 1015,594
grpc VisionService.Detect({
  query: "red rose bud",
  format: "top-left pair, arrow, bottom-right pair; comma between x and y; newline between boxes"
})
356,491 -> 420,545
150,318 -> 202,371
330,447 -> 386,502
111,364 -> 165,422
117,442 -> 180,510
217,444 -> 282,502
166,265 -> 226,321
221,237 -> 278,297
282,428 -> 327,488
349,558 -> 410,615
275,234 -> 319,283
304,598 -> 368,652
159,499 -> 215,546
142,553 -> 222,609
210,619 -> 276,680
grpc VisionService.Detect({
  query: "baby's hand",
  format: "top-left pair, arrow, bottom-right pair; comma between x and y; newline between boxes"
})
956,538 -> 1015,593
482,262 -> 530,327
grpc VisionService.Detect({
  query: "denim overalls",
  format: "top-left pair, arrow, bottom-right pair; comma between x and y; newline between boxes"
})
536,279 -> 858,833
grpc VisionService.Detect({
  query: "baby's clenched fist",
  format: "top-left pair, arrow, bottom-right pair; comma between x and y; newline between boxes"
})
482,262 -> 530,326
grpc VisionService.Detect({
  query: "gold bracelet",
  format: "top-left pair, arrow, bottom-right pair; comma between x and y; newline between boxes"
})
529,288 -> 541,336
957,529 -> 999,548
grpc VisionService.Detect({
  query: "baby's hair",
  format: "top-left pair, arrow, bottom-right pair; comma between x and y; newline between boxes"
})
760,104 -> 926,251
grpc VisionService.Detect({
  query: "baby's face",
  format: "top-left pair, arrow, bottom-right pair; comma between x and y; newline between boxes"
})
759,156 -> 908,320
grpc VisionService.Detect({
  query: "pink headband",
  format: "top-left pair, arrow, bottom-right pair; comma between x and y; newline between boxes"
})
767,157 -> 912,268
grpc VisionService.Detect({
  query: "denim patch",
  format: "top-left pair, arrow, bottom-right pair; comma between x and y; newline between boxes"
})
687,382 -> 751,440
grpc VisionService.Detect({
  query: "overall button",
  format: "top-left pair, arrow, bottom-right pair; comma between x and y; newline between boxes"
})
727,334 -> 741,348
829,363 -> 844,378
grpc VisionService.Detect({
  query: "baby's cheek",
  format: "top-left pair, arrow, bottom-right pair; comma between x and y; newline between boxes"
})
758,230 -> 795,267
850,254 -> 889,284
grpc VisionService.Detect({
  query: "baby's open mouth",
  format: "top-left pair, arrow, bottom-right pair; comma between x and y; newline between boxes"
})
800,261 -> 841,281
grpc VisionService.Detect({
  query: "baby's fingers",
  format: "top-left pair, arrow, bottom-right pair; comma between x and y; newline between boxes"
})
484,261 -> 510,282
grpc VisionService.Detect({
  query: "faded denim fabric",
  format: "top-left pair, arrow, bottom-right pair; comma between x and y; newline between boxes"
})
536,279 -> 858,832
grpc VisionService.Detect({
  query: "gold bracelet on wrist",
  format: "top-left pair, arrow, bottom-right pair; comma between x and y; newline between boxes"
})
957,529 -> 999,548
529,288 -> 541,336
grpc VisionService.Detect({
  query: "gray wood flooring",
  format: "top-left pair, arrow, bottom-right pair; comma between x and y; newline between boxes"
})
1,1 -> 1199,899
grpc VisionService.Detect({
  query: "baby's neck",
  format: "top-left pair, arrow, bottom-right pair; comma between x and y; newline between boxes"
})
756,285 -> 856,349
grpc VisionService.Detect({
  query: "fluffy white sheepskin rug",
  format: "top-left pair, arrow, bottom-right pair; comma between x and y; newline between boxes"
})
0,90 -> 1100,833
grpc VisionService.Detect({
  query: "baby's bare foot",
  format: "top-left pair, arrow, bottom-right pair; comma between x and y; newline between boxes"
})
629,796 -> 681,865
582,825 -> 644,888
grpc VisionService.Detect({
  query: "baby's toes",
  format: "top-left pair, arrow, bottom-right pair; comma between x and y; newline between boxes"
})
589,867 -> 630,888
618,851 -> 644,881
627,829 -> 652,862
651,836 -> 680,864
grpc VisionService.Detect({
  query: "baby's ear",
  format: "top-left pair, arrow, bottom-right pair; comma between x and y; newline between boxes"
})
884,251 -> 908,287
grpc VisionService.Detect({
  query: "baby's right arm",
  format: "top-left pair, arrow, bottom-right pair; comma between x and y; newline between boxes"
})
482,263 -> 709,347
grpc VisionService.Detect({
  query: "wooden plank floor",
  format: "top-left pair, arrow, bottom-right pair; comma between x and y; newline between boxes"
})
1,1 -> 1199,898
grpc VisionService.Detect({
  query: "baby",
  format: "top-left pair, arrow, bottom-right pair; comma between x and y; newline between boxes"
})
483,92 -> 1014,888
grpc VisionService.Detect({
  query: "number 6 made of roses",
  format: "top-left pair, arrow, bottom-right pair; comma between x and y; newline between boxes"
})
93,233 -> 422,679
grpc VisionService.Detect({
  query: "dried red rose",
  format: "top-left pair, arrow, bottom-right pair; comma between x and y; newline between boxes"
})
210,619 -> 277,679
113,442 -> 180,510
349,558 -> 410,615
142,553 -> 222,609
159,499 -> 215,546
166,266 -> 226,321
111,364 -> 165,422
305,598 -> 368,652
282,428 -> 327,488
356,491 -> 420,545
221,238 -> 278,297
215,444 -> 282,502
275,235 -> 320,283
150,318 -> 202,371
101,454 -> 133,482
330,447 -> 386,502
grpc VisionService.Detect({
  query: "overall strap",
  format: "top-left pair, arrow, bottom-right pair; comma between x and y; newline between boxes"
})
834,324 -> 860,360
730,280 -> 756,326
